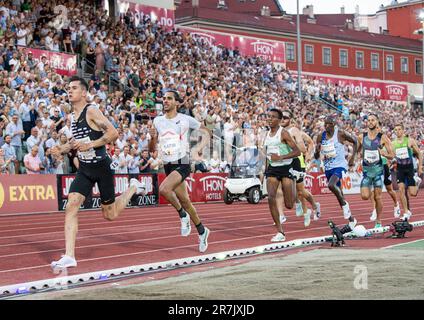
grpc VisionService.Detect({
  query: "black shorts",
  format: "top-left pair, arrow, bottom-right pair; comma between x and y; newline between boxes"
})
383,164 -> 392,186
164,157 -> 191,183
396,165 -> 415,186
292,157 -> 305,183
265,164 -> 294,181
69,157 -> 115,205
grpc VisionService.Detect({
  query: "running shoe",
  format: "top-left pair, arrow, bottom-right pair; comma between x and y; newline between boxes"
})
130,178 -> 146,195
402,211 -> 412,221
271,232 -> 286,242
198,227 -> 210,252
295,201 -> 303,217
374,223 -> 382,229
342,202 -> 351,220
313,202 -> 321,221
304,209 -> 311,227
394,203 -> 401,218
51,255 -> 77,269
289,168 -> 305,181
370,209 -> 377,222
180,214 -> 191,237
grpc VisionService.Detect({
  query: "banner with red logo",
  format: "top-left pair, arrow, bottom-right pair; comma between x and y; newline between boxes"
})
0,175 -> 58,215
20,47 -> 77,76
57,174 -> 158,211
124,2 -> 175,29
158,173 -> 228,204
179,27 -> 286,64
309,74 -> 408,102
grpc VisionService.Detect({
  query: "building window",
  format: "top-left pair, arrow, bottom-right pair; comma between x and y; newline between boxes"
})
323,47 -> 331,66
386,55 -> 394,72
371,53 -> 379,70
339,49 -> 348,67
305,45 -> 314,64
356,51 -> 364,69
286,43 -> 295,62
401,57 -> 409,73
415,59 -> 422,75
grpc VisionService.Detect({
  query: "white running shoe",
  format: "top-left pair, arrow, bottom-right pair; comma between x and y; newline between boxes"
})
402,211 -> 412,221
198,227 -> 210,252
271,232 -> 286,242
273,215 -> 287,226
180,214 -> 191,237
313,202 -> 321,221
348,218 -> 357,230
370,209 -> 377,222
130,178 -> 146,195
304,209 -> 311,227
342,202 -> 351,220
394,203 -> 401,218
51,255 -> 77,269
295,201 -> 303,217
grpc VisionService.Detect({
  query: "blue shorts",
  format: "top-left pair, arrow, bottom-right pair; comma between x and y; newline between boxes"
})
325,167 -> 346,187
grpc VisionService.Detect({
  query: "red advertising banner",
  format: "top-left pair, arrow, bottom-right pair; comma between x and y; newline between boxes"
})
179,27 -> 286,64
21,47 -> 77,76
0,175 -> 58,215
124,2 -> 175,30
158,173 -> 228,205
309,74 -> 408,102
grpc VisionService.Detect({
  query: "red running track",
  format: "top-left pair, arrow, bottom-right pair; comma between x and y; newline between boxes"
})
0,194 -> 423,287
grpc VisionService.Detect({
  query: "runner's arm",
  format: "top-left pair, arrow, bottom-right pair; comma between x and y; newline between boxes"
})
341,130 -> 358,167
410,138 -> 423,175
84,107 -> 118,149
302,132 -> 315,162
381,134 -> 395,160
292,127 -> 307,154
279,129 -> 301,160
314,133 -> 322,160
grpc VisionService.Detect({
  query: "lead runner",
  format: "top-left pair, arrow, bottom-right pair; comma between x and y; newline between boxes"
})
51,76 -> 145,269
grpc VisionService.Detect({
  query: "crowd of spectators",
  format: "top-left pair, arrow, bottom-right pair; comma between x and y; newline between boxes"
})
0,0 -> 423,176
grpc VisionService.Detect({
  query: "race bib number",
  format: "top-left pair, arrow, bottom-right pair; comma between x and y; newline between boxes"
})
322,143 -> 336,159
364,150 -> 380,164
396,147 -> 409,160
160,135 -> 181,156
266,145 -> 280,159
77,137 -> 96,160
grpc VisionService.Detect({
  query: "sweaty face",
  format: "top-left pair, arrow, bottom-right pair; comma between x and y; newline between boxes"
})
267,111 -> 281,128
163,92 -> 177,112
281,112 -> 291,128
367,116 -> 378,130
67,81 -> 86,103
324,120 -> 335,132
394,126 -> 404,138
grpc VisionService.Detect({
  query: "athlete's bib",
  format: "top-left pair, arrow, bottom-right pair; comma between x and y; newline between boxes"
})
76,137 -> 96,160
396,147 -> 409,160
364,150 -> 380,164
160,134 -> 182,156
322,143 -> 337,159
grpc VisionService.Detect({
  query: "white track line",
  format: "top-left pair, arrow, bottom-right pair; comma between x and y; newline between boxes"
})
382,239 -> 424,249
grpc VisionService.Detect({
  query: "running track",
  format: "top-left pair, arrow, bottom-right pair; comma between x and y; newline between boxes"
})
0,194 -> 423,287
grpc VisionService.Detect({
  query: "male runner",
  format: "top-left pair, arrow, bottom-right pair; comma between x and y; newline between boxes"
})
392,123 -> 423,220
263,108 -> 300,241
369,123 -> 400,220
149,90 -> 211,252
280,110 -> 320,227
51,76 -> 145,269
314,116 -> 358,228
357,114 -> 394,228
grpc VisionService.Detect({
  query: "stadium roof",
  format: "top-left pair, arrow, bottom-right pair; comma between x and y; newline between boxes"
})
176,7 -> 422,52
298,14 -> 356,27
176,0 -> 284,16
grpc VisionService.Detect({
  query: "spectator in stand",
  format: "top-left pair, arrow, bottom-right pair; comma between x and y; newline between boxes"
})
24,145 -> 43,174
139,149 -> 151,173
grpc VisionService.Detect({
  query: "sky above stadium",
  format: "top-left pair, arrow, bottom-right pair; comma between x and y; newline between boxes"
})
279,0 -> 393,15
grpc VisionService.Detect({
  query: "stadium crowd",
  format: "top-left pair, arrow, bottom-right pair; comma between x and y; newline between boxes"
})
0,0 -> 423,176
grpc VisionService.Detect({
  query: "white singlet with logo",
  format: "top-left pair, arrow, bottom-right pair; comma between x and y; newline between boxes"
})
153,113 -> 201,163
